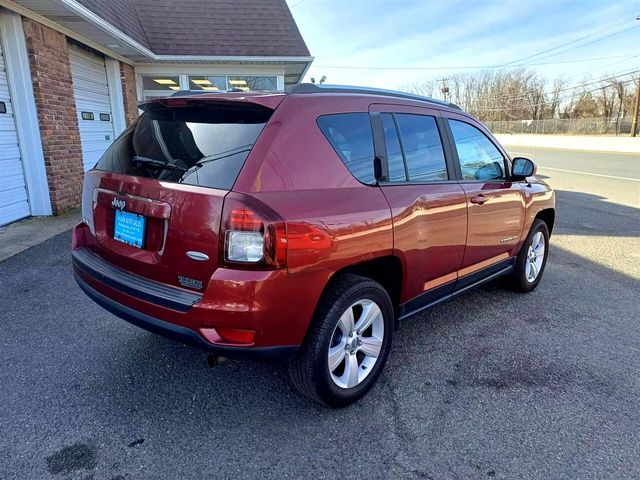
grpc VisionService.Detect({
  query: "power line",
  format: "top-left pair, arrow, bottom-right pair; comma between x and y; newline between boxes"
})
415,68 -> 640,103
470,77 -> 638,112
311,15 -> 639,72
500,16 -> 638,66
433,69 -> 640,105
501,69 -> 639,101
575,53 -> 640,77
313,53 -> 637,71
473,71 -> 639,105
515,24 -> 639,66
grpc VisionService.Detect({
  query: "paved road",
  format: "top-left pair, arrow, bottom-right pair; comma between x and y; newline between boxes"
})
1,148 -> 639,479
506,147 -> 640,180
506,147 -> 639,208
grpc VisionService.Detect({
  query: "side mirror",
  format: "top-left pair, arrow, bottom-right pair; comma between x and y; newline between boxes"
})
511,157 -> 536,180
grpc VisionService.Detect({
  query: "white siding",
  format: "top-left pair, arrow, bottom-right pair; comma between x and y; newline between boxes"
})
69,45 -> 115,172
0,28 -> 29,226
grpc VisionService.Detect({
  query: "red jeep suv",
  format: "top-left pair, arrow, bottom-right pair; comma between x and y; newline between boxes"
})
72,84 -> 555,406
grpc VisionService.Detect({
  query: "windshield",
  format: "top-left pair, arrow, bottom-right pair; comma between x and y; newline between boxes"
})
94,103 -> 272,190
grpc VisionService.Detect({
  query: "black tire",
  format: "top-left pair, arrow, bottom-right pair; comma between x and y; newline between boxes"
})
288,273 -> 394,407
507,219 -> 550,292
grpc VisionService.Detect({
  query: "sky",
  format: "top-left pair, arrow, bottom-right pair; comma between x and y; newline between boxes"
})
285,0 -> 640,93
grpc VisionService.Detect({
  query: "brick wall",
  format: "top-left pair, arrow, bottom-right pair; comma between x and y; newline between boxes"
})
120,62 -> 138,126
22,18 -> 84,215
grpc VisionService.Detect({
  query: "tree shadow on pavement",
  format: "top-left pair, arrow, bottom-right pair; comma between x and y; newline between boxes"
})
553,189 -> 639,237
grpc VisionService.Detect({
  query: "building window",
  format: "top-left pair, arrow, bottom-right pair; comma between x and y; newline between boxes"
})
228,75 -> 277,91
188,76 -> 227,91
141,74 -> 280,100
141,75 -> 181,99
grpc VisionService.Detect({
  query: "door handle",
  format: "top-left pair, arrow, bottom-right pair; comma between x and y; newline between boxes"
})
470,194 -> 488,205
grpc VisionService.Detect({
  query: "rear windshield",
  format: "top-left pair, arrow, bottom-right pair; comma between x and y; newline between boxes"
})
94,103 -> 272,190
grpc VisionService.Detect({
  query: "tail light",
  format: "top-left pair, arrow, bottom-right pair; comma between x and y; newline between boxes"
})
220,192 -> 287,269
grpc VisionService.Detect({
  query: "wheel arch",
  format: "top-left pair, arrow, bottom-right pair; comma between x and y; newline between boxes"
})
317,256 -> 403,330
534,208 -> 555,234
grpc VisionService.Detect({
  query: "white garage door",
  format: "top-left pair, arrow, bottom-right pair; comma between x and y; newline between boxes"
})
0,30 -> 29,226
69,45 -> 115,172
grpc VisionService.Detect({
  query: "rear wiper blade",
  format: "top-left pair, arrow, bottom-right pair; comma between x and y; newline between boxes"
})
193,145 -> 254,167
133,155 -> 186,172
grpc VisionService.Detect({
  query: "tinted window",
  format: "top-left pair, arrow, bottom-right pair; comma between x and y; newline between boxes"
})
449,120 -> 505,181
395,114 -> 448,182
317,113 -> 375,184
94,104 -> 271,190
381,114 -> 407,182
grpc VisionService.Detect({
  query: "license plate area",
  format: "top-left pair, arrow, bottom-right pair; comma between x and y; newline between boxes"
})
114,210 -> 146,249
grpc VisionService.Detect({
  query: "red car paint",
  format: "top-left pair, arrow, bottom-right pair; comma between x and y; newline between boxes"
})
72,88 -> 554,358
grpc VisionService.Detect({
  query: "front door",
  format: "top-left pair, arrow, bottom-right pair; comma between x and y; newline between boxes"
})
443,114 -> 525,276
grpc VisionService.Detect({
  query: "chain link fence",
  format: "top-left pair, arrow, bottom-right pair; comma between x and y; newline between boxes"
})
483,117 -> 635,136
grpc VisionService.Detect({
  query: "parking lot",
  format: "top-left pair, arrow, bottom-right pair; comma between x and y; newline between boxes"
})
1,148 -> 639,479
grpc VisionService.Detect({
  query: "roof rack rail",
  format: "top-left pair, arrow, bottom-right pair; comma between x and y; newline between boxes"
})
285,83 -> 462,110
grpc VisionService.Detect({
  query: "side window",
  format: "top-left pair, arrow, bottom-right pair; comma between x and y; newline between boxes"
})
449,120 -> 505,181
317,113 -> 375,184
395,114 -> 448,182
380,114 -> 407,182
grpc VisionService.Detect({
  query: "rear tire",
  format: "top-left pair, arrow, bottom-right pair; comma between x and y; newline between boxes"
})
507,219 -> 550,292
288,274 -> 394,407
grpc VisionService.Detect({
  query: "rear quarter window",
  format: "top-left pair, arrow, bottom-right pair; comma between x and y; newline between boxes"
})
317,113 -> 375,185
94,103 -> 272,190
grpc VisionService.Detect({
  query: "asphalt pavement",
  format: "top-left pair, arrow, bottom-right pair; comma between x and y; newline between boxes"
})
507,147 -> 639,208
1,148 -> 639,479
507,147 -> 640,180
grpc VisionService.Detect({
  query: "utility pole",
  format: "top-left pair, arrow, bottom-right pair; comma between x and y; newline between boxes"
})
632,75 -> 640,137
439,78 -> 450,102
631,15 -> 640,137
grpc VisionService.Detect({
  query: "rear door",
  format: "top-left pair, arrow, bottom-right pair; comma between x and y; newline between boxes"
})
82,100 -> 274,290
370,104 -> 467,306
442,113 -> 525,277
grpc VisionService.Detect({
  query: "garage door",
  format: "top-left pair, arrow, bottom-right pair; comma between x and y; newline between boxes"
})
69,45 -> 115,172
0,30 -> 29,226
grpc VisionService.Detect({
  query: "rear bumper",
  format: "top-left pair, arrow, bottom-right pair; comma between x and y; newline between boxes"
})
72,247 -> 201,312
71,220 -> 330,360
74,271 -> 298,361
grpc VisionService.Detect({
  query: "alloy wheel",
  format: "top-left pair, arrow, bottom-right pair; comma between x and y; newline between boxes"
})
327,299 -> 384,389
525,231 -> 545,283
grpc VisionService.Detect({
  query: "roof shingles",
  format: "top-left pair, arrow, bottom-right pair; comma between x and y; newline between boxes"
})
76,0 -> 309,57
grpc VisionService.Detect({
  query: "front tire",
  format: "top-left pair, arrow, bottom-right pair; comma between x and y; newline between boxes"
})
288,274 -> 394,407
507,219 -> 550,292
